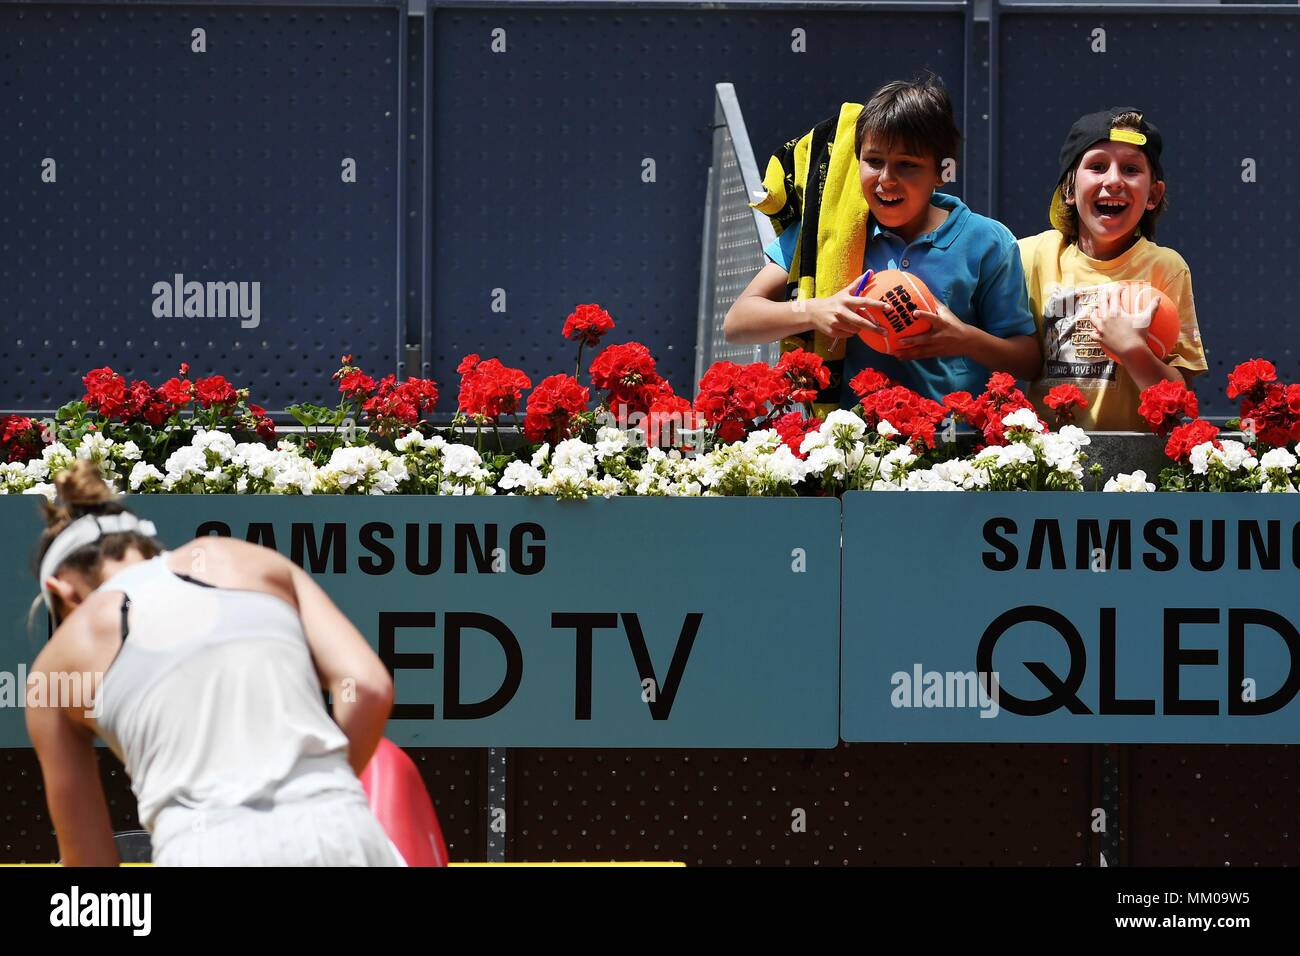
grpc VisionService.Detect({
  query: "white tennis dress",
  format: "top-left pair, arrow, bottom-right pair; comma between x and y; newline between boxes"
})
91,551 -> 399,866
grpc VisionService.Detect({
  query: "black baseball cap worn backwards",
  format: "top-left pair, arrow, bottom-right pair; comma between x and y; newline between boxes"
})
1049,107 -> 1164,233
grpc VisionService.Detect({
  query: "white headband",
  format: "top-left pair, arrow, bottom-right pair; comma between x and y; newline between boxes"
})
40,513 -> 159,614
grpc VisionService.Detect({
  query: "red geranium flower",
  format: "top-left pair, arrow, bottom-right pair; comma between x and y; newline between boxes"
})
1226,359 -> 1277,403
457,355 -> 531,419
337,369 -> 377,400
562,304 -> 616,346
363,375 -> 440,433
859,386 -> 947,450
776,350 -> 830,406
246,403 -> 277,441
157,376 -> 194,411
1043,384 -> 1088,425
0,415 -> 45,463
848,368 -> 895,403
1165,419 -> 1220,462
1238,382 -> 1300,448
194,374 -> 238,411
642,392 -> 703,451
694,360 -> 790,443
1137,380 -> 1199,437
82,367 -> 127,419
774,411 -> 822,459
589,342 -> 667,416
524,374 -> 590,445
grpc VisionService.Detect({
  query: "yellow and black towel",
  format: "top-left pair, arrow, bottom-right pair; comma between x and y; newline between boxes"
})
751,102 -> 869,413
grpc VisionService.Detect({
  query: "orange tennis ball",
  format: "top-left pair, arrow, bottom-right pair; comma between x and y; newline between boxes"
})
856,269 -> 937,354
1099,282 -> 1180,363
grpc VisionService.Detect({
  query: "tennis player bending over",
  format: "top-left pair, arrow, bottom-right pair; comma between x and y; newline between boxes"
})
26,460 -> 399,866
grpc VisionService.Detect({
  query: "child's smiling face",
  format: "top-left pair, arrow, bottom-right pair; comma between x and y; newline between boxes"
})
1066,141 -> 1166,258
859,132 -> 943,239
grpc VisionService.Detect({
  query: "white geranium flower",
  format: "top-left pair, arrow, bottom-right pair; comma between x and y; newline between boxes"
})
498,461 -> 545,494
1103,471 -> 1156,492
193,428 -> 236,460
594,426 -> 628,460
1260,447 -> 1298,471
876,420 -> 899,438
551,438 -> 596,476
442,444 -> 484,478
128,462 -> 165,491
1001,407 -> 1044,432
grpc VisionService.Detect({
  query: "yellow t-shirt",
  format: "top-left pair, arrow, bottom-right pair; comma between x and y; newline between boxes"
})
1018,230 -> 1209,430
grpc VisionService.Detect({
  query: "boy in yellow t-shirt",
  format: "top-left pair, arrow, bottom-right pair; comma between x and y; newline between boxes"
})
1019,107 -> 1208,430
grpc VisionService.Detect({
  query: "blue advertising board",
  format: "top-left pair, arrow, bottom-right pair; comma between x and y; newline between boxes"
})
841,492 -> 1300,743
0,496 -> 841,749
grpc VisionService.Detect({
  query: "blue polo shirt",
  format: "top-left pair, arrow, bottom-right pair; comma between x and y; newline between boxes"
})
764,191 -> 1035,406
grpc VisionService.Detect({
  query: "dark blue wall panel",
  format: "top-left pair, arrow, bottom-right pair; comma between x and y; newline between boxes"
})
428,6 -> 966,408
998,9 -> 1300,416
0,1 -> 404,414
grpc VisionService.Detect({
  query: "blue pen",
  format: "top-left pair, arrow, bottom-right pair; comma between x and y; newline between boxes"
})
853,269 -> 874,296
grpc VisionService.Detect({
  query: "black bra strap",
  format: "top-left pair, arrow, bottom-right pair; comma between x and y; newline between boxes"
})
120,594 -> 131,642
175,572 -> 217,589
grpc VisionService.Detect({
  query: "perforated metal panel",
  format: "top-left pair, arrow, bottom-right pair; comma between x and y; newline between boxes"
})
1128,744 -> 1300,866
427,6 -> 965,408
0,1 -> 404,415
997,8 -> 1300,416
505,744 -> 1095,866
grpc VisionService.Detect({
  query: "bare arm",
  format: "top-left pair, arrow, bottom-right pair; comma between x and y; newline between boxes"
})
26,638 -> 119,866
287,562 -> 394,775
724,263 -> 883,345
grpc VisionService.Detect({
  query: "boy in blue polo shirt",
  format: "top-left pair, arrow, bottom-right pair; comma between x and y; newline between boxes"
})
725,76 -> 1041,408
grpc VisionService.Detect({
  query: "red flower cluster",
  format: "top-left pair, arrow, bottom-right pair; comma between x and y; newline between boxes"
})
643,393 -> 703,451
194,374 -> 239,412
1226,358 -> 1277,403
858,386 -> 947,449
362,375 -> 440,433
774,411 -> 821,459
1137,380 -> 1199,437
776,350 -> 830,406
1165,419 -> 1220,463
848,368 -> 895,404
83,366 -> 197,426
589,342 -> 669,416
1043,384 -> 1088,425
694,361 -> 790,444
523,374 -> 590,445
1227,360 -> 1300,447
562,304 -> 616,346
943,373 -> 1040,446
244,403 -> 277,442
457,355 -> 532,419
0,415 -> 45,463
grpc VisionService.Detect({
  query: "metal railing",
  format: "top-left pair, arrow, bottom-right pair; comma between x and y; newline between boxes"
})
694,83 -> 780,397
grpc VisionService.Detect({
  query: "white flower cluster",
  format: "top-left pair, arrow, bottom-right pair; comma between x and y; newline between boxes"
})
1257,446 -> 1299,493
1103,470 -> 1156,493
898,413 -> 1090,492
0,434 -> 142,499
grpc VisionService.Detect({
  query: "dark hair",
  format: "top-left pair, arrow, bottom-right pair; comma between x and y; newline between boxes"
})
853,73 -> 961,171
30,460 -> 162,626
1058,109 -> 1168,242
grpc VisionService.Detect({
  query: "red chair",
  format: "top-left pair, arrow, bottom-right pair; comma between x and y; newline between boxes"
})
360,739 -> 450,867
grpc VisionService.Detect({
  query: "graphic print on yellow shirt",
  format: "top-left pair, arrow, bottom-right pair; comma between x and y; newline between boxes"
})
1018,230 -> 1208,431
